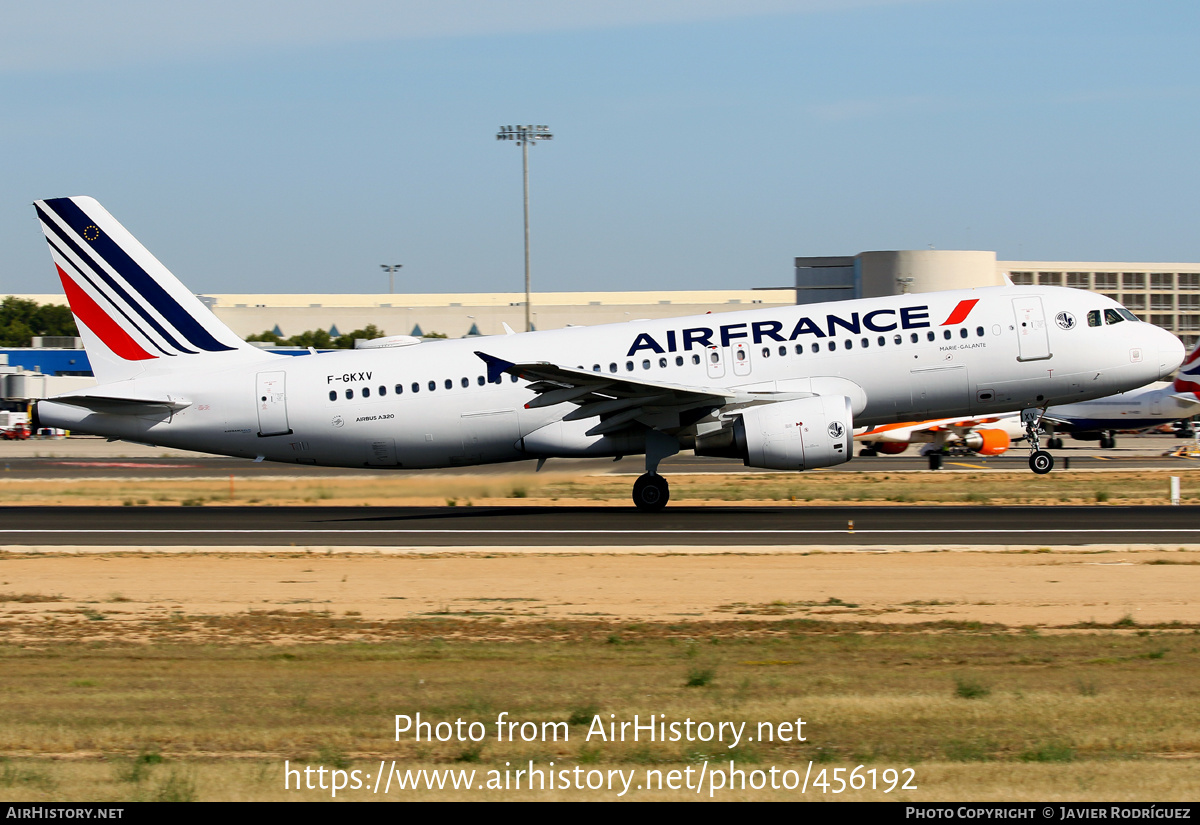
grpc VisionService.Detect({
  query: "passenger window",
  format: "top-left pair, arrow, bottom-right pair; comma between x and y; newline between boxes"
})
328,390 -> 337,402
894,334 -> 902,345
442,379 -> 450,390
362,387 -> 370,398
927,331 -> 935,341
412,383 -> 419,393
779,346 -> 786,356
760,348 -> 769,358
795,344 -> 804,355
1087,310 -> 1101,327
593,364 -> 601,372
1104,309 -> 1124,325
461,377 -> 469,388
878,336 -> 886,346
477,376 -> 485,386
345,389 -> 354,399
812,343 -> 820,353
379,386 -> 387,396
960,328 -> 968,338
976,326 -> 984,336
910,333 -> 919,343
861,337 -> 869,348
642,359 -> 651,370
659,357 -> 667,368
626,361 -> 634,371
691,354 -> 701,365
428,381 -> 436,391
609,363 -> 617,373
510,375 -> 518,383
827,341 -> 836,351
675,356 -> 684,366
943,330 -> 951,340
395,384 -> 404,395
844,340 -> 852,350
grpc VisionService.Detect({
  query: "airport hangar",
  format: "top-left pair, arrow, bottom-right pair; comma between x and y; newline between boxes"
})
6,250 -> 1200,373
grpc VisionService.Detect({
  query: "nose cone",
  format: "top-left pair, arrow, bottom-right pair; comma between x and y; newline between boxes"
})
1158,329 -> 1186,379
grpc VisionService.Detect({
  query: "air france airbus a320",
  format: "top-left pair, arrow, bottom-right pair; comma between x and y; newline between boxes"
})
31,197 -> 1185,511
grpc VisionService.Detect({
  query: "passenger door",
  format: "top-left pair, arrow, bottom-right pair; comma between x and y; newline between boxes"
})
1013,297 -> 1051,362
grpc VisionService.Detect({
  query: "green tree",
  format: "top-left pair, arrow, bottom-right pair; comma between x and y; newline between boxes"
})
0,297 -> 78,346
285,328 -> 334,348
333,324 -> 385,348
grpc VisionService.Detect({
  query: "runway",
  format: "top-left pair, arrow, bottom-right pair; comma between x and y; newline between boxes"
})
1,505 -> 1196,546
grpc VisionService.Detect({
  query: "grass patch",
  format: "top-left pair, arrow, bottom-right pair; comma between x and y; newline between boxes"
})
1019,742 -> 1076,763
954,676 -> 991,699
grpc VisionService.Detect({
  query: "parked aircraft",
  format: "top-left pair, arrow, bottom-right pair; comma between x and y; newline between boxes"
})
31,197 -> 1185,510
856,416 -> 1022,456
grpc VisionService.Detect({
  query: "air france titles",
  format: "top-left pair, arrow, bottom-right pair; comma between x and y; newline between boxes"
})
626,307 -> 931,357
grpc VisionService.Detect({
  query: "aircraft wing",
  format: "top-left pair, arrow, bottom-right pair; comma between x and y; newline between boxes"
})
476,351 -> 735,436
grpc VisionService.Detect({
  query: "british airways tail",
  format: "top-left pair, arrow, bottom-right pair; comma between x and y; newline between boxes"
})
34,196 -> 272,384
1172,337 -> 1200,398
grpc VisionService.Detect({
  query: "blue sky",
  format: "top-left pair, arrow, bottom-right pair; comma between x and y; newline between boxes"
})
2,0 -> 1197,295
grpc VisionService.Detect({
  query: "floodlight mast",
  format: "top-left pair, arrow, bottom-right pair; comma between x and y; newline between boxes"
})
496,125 -> 552,332
380,264 -> 402,294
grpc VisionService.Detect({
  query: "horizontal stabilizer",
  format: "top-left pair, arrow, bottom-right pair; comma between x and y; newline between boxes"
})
47,394 -> 190,415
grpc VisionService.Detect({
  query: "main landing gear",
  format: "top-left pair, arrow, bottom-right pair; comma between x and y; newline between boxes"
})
1021,407 -> 1054,475
632,430 -> 681,512
632,473 -> 670,511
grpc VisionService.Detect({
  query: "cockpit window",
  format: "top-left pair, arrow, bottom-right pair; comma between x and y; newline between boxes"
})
1104,308 -> 1124,325
1087,310 -> 1101,327
1117,308 -> 1139,322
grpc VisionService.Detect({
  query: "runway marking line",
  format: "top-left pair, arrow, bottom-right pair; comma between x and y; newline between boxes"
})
0,528 -> 1197,536
947,462 -> 987,469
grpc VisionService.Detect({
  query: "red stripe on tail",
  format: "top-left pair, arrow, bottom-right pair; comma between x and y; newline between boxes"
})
56,265 -> 156,361
941,299 -> 979,326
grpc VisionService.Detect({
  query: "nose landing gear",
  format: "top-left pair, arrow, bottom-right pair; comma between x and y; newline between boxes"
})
1022,407 -> 1055,475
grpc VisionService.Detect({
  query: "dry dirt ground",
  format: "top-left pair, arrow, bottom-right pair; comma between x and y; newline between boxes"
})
2,545 -> 1199,640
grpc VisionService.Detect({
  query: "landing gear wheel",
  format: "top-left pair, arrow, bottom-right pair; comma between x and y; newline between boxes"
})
632,473 -> 670,512
1100,435 -> 1117,449
1029,450 -> 1054,475
1047,437 -> 1064,450
859,447 -> 878,457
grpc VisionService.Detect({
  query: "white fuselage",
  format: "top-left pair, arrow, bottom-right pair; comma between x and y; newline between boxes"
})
39,285 -> 1184,469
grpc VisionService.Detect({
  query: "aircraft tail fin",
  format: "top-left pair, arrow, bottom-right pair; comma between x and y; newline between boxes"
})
34,196 -> 272,383
1173,337 -> 1200,396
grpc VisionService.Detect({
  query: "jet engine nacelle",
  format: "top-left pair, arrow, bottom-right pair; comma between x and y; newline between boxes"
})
961,427 -> 1010,456
697,395 -> 853,470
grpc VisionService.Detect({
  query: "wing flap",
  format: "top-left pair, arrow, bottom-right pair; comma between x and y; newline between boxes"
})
475,350 -> 732,435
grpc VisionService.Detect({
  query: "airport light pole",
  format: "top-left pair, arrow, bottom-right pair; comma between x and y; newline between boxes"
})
380,264 -> 402,294
496,124 -> 552,332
